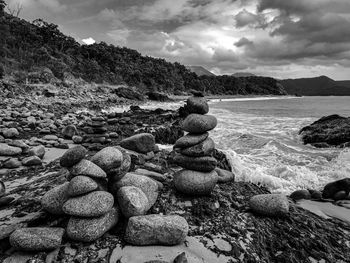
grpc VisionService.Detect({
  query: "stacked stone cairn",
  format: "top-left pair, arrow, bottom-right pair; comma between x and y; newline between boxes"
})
82,116 -> 111,145
173,96 -> 219,195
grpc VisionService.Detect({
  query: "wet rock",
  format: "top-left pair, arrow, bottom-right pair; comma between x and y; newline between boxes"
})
63,191 -> 114,217
322,178 -> 350,199
174,132 -> 209,149
290,190 -> 311,201
2,128 -> 19,138
41,182 -> 70,215
173,154 -> 217,172
67,176 -> 98,197
117,186 -> 149,218
28,145 -> 45,159
0,143 -> 22,156
125,215 -> 188,245
120,133 -> 155,154
3,158 -> 21,168
22,156 -> 42,166
215,167 -> 235,183
186,97 -> 209,114
182,114 -> 217,134
67,207 -> 119,242
90,147 -> 123,174
9,227 -> 64,251
62,125 -> 78,139
309,190 -> 322,200
180,137 -> 215,157
69,159 -> 107,179
60,145 -> 88,168
174,169 -> 218,195
249,194 -> 289,217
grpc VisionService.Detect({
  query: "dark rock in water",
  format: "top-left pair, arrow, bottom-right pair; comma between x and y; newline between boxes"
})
114,87 -> 144,101
173,154 -> 217,172
333,191 -> 349,200
322,178 -> 350,199
62,124 -> 78,139
120,133 -> 155,154
9,227 -> 64,251
174,252 -> 188,263
174,169 -> 218,195
215,167 -> 235,183
60,145 -> 87,168
182,114 -> 217,134
290,190 -> 311,201
249,194 -> 289,217
299,115 -> 350,147
147,92 -> 172,102
41,182 -> 70,215
186,97 -> 209,114
180,137 -> 215,157
309,190 -> 322,200
174,132 -> 209,149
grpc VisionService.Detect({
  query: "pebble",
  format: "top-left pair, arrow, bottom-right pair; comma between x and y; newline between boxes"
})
67,176 -> 98,197
117,186 -> 149,218
41,182 -> 70,214
249,194 -> 290,217
182,114 -> 217,134
60,145 -> 88,168
120,133 -> 155,154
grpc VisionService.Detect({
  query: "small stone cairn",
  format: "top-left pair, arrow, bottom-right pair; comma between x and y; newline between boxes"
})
82,116 -> 110,145
173,96 -> 219,195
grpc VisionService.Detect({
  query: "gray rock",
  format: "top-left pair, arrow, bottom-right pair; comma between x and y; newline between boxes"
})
9,227 -> 64,251
2,128 -> 19,139
42,135 -> 58,141
182,114 -> 217,134
290,190 -> 311,201
174,169 -> 218,195
174,132 -> 209,149
41,182 -> 70,215
69,159 -> 107,179
3,158 -> 21,168
120,133 -> 155,154
125,215 -> 188,245
63,191 -> 114,217
108,148 -> 131,182
186,97 -> 209,114
180,137 -> 215,157
28,145 -> 45,159
67,176 -> 98,197
0,180 -> 5,197
0,196 -> 15,207
215,168 -> 235,183
0,143 -> 22,156
117,186 -> 149,218
67,207 -> 119,242
173,154 -> 217,172
72,135 -> 83,144
60,145 -> 87,168
134,168 -> 166,182
249,194 -> 289,217
90,147 -> 123,174
62,125 -> 78,139
22,156 -> 42,166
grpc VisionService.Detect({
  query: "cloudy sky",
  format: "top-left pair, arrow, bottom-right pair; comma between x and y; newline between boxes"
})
6,0 -> 350,79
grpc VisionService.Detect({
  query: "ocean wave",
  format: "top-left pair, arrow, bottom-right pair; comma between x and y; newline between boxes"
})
208,96 -> 298,103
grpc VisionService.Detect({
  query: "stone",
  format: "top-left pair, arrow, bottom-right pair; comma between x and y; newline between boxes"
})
117,186 -> 149,218
120,133 -> 155,154
90,147 -> 123,174
62,125 -> 78,139
72,135 -> 83,144
249,194 -> 289,217
108,149 -> 131,182
174,132 -> 209,149
63,191 -> 114,217
41,183 -> 70,215
22,156 -> 42,166
111,173 -> 158,209
180,137 -> 215,157
125,215 -> 188,245
290,190 -> 311,201
309,190 -> 322,200
67,207 -> 119,242
60,145 -> 88,168
67,176 -> 98,197
333,191 -> 349,200
322,178 -> 350,199
3,158 -> 21,169
174,169 -> 218,195
182,114 -> 217,134
215,167 -> 235,183
134,168 -> 166,182
28,145 -> 45,159
42,135 -> 59,141
173,154 -> 217,172
9,227 -> 64,251
0,143 -> 22,156
69,159 -> 107,179
2,128 -> 19,138
186,97 -> 209,114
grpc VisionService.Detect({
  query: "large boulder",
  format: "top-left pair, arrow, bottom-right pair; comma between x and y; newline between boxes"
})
120,133 -> 155,154
186,97 -> 209,114
174,132 -> 209,149
67,176 -> 98,197
173,154 -> 217,172
249,194 -> 289,217
9,227 -> 64,251
180,137 -> 215,157
90,147 -> 123,174
67,207 -> 119,242
69,159 -> 107,179
322,178 -> 350,199
60,145 -> 88,168
117,186 -> 149,218
125,215 -> 188,245
63,191 -> 114,217
182,114 -> 217,134
174,169 -> 218,195
0,143 -> 22,156
41,182 -> 70,215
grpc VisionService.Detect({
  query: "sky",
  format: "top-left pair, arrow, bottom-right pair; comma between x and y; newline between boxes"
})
6,0 -> 350,80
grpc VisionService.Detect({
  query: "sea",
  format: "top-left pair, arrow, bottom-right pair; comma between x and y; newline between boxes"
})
110,96 -> 350,194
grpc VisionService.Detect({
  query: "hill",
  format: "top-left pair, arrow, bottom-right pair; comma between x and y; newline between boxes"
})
0,8 -> 286,96
232,72 -> 256,77
280,76 -> 350,96
186,66 -> 215,76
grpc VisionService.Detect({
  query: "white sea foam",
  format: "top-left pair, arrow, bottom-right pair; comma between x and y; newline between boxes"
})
208,96 -> 298,103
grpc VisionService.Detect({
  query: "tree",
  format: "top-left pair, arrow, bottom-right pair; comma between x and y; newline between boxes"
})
6,2 -> 23,17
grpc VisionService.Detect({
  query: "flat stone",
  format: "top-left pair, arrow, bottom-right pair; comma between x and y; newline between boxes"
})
186,97 -> 209,114
41,182 -> 70,215
182,114 -> 217,134
67,207 -> 119,242
117,186 -> 149,218
28,145 -> 45,159
174,169 -> 218,195
134,168 -> 166,182
90,147 -> 123,174
42,135 -> 59,141
0,143 -> 22,156
9,227 -> 64,251
22,156 -> 42,166
120,133 -> 155,154
173,154 -> 217,172
215,167 -> 235,183
63,191 -> 114,217
180,137 -> 215,157
69,159 -> 107,179
125,215 -> 188,245
60,145 -> 88,168
67,176 -> 98,197
249,194 -> 290,217
174,132 -> 209,149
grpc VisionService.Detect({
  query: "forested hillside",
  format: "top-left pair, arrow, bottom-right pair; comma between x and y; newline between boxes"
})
0,3 -> 286,95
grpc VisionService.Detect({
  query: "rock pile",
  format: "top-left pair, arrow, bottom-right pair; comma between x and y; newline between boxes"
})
82,116 -> 110,145
173,96 -> 219,195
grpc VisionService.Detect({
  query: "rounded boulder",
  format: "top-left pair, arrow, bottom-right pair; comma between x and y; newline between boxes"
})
182,114 -> 217,134
186,97 -> 209,114
120,133 -> 155,154
60,145 -> 87,168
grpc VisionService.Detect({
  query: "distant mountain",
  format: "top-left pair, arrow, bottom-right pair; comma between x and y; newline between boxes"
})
186,66 -> 215,76
232,72 -> 256,77
280,76 -> 350,96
